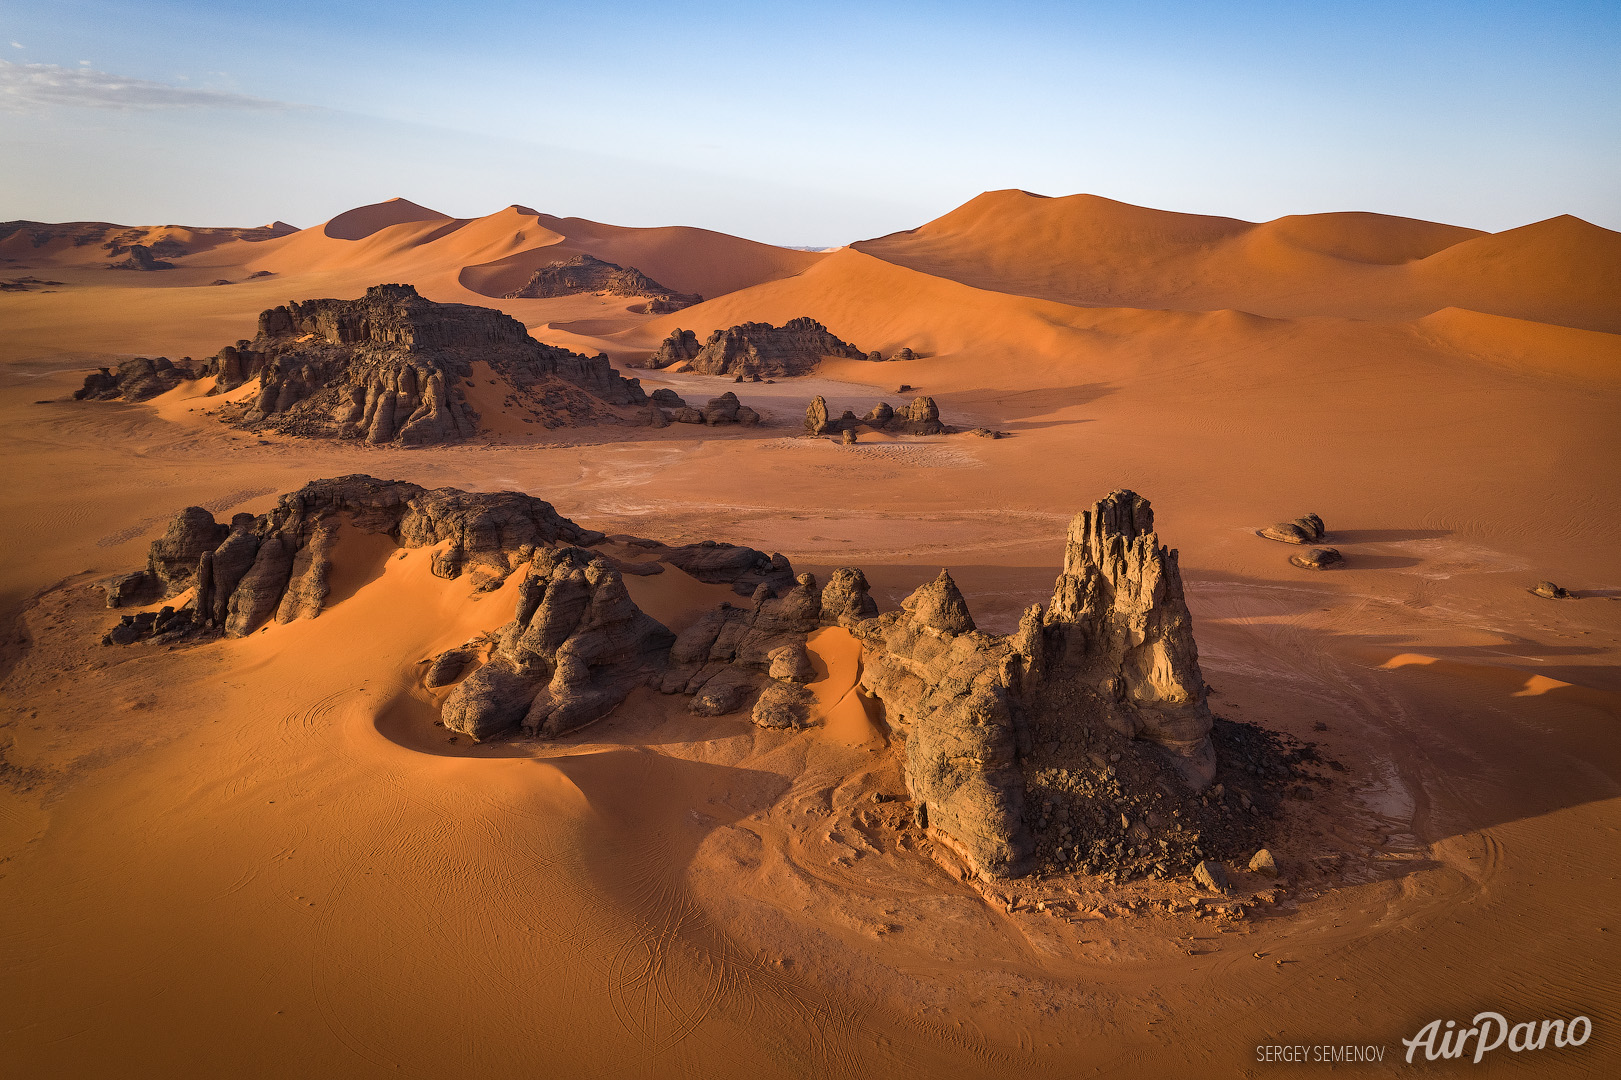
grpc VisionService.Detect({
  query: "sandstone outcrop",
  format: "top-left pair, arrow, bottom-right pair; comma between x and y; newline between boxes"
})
502,254 -> 701,311
74,357 -> 198,402
199,284 -> 651,444
108,244 -> 175,271
647,318 -> 865,378
1259,514 -> 1325,545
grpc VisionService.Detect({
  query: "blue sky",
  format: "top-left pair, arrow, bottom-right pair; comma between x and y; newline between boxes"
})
2,0 -> 1618,243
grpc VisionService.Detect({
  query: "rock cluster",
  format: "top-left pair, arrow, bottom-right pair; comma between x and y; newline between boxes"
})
502,254 -> 701,311
804,394 -> 948,436
657,390 -> 760,427
74,357 -> 199,402
109,244 -> 174,271
647,318 -> 866,378
199,284 -> 652,443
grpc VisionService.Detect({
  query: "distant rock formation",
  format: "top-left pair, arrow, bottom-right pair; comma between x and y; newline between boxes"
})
109,244 -> 174,271
503,253 -> 701,311
198,284 -> 651,443
804,394 -> 950,436
74,357 -> 199,402
647,318 -> 866,377
1259,514 -> 1325,545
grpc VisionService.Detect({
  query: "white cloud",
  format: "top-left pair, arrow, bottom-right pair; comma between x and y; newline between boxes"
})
0,61 -> 291,111
9,42 -> 23,49
78,60 -> 91,66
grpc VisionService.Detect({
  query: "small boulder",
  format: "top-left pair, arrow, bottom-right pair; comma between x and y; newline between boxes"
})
1248,849 -> 1279,877
866,350 -> 883,363
1532,580 -> 1572,599
1193,860 -> 1230,893
1289,547 -> 1344,570
841,428 -> 857,445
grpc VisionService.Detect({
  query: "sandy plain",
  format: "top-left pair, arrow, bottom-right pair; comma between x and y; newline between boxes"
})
1,193 -> 1618,1077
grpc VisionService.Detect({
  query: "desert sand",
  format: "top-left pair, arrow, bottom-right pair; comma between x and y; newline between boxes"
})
1,192 -> 1617,1077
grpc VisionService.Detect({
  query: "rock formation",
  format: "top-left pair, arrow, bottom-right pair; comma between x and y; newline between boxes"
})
647,318 -> 865,378
1532,580 -> 1572,599
198,284 -> 651,444
99,481 -> 1286,885
74,357 -> 199,402
439,547 -> 675,739
502,254 -> 701,311
1259,514 -> 1326,545
805,394 -> 949,436
108,244 -> 175,271
102,475 -> 607,646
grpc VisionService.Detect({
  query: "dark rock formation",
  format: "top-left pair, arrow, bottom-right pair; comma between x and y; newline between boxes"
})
647,318 -> 864,378
73,357 -> 198,402
893,347 -> 919,362
104,475 -> 605,646
648,329 -> 703,369
440,547 -> 674,739
200,284 -> 650,444
1532,580 -> 1572,599
650,388 -> 686,409
1259,514 -> 1325,545
502,254 -> 701,311
699,391 -> 760,426
108,244 -> 175,271
1289,547 -> 1344,570
805,394 -> 950,437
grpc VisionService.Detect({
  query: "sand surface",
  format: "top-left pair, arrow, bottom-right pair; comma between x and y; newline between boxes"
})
1,193 -> 1618,1077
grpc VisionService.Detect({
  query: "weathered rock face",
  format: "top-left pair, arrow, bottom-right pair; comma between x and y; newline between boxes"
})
1289,547 -> 1343,570
109,244 -> 175,271
1042,490 -> 1215,784
440,547 -> 675,740
647,318 -> 865,378
851,489 -> 1216,878
659,541 -> 795,597
201,284 -> 650,444
74,357 -> 198,402
503,254 -> 701,311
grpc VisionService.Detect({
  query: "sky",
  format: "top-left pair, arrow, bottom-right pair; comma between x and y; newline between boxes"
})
2,0 -> 1618,244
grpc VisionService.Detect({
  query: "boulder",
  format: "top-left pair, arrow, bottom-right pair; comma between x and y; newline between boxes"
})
1289,547 -> 1344,570
1193,859 -> 1230,893
1259,514 -> 1326,545
1248,849 -> 1279,877
74,356 -> 197,402
842,428 -> 857,445
1532,580 -> 1572,599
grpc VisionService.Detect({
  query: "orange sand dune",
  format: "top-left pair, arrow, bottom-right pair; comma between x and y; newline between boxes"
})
855,189 -> 1620,332
321,196 -> 452,240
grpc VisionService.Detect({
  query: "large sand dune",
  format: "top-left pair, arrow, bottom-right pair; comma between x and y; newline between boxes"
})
1,189 -> 1617,1077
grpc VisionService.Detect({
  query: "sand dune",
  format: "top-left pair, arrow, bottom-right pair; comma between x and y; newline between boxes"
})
321,196 -> 452,240
854,188 -> 1620,332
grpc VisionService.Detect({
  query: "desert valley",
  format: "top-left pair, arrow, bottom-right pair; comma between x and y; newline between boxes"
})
1,187 -> 1618,1078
